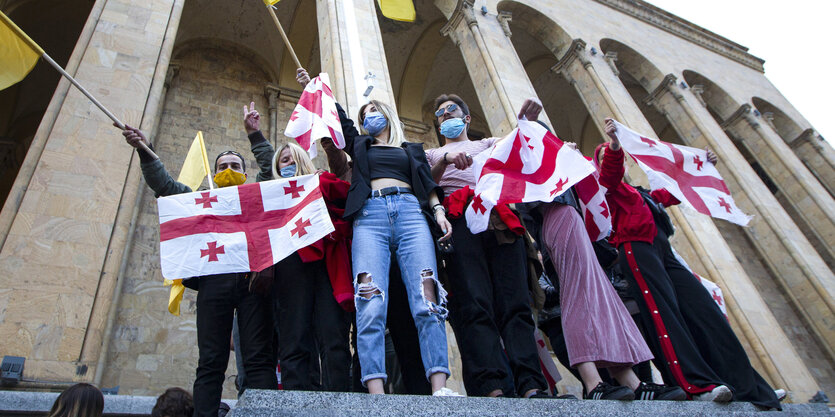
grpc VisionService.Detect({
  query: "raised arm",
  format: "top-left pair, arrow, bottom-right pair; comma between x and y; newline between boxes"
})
244,102 -> 275,182
120,124 -> 192,197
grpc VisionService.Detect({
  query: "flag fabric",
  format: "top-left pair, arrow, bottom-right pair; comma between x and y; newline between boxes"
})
0,11 -> 44,90
465,120 -> 597,234
177,131 -> 211,192
612,120 -> 752,226
376,0 -> 416,22
263,0 -> 280,5
157,174 -> 334,280
695,273 -> 728,320
574,170 -> 612,241
535,328 -> 562,394
284,73 -> 344,158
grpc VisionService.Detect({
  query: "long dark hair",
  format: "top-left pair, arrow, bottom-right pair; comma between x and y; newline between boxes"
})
47,383 -> 104,417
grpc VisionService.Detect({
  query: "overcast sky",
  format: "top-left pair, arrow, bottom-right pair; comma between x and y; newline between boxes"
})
645,0 -> 834,142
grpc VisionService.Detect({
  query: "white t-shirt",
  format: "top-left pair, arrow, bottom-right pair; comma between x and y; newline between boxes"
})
425,137 -> 500,196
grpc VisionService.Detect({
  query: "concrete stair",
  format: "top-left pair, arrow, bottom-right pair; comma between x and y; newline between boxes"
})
1,389 -> 831,416
229,389 -> 832,416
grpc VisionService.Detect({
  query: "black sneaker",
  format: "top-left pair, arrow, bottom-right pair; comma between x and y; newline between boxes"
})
585,382 -> 635,400
634,382 -> 687,401
527,390 -> 577,399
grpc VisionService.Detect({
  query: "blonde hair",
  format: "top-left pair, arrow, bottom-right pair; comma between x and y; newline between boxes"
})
358,100 -> 405,147
272,142 -> 317,178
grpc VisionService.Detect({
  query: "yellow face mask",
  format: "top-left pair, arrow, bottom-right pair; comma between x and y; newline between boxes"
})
213,168 -> 247,188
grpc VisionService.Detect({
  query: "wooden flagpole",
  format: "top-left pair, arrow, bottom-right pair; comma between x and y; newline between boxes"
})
264,3 -> 302,69
40,52 -> 160,160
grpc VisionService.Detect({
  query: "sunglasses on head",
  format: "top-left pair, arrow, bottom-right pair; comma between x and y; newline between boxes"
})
434,103 -> 459,117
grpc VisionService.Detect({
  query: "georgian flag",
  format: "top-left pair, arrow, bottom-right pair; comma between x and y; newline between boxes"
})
465,120 -> 597,233
575,171 -> 612,241
284,73 -> 344,158
157,174 -> 334,279
612,120 -> 752,226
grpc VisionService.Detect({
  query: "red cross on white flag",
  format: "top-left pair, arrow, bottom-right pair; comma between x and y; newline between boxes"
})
284,73 -> 344,158
156,174 -> 334,279
465,120 -> 597,233
611,120 -> 752,226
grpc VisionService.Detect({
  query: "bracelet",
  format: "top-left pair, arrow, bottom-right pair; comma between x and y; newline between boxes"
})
443,152 -> 449,164
432,204 -> 445,214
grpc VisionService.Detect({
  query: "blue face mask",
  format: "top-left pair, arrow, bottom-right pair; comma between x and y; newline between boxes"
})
439,117 -> 466,139
363,112 -> 388,136
279,164 -> 297,178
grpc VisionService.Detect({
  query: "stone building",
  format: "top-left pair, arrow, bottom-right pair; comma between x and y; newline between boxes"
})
0,0 -> 833,403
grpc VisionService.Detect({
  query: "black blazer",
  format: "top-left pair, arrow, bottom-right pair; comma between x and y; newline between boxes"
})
336,103 -> 443,220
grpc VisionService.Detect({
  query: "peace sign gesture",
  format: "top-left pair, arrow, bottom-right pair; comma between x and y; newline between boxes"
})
244,101 -> 260,134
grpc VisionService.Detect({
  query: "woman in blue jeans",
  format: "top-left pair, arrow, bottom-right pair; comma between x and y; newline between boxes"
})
299,65 -> 457,395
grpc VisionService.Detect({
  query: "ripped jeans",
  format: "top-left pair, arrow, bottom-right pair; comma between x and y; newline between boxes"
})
351,193 -> 451,385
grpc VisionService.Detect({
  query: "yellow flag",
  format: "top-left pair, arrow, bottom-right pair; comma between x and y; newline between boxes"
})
377,0 -> 415,22
0,11 -> 45,90
263,0 -> 280,5
163,279 -> 185,316
177,131 -> 211,191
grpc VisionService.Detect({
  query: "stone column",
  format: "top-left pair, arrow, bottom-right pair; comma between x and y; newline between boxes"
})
316,0 -> 396,117
553,44 -> 820,399
644,74 -> 835,379
0,0 -> 186,383
720,104 -> 835,265
790,129 -> 835,198
265,84 -> 281,146
439,0 -> 548,136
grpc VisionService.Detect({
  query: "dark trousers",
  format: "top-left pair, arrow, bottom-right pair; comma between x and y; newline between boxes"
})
651,232 -> 779,409
445,217 -> 546,396
274,253 -> 351,391
620,236 -> 725,397
194,274 -> 276,417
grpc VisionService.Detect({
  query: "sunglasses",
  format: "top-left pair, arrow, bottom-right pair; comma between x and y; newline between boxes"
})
434,103 -> 459,117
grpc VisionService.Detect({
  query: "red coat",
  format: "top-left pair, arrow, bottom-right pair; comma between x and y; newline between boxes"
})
595,144 -> 679,247
297,172 -> 355,311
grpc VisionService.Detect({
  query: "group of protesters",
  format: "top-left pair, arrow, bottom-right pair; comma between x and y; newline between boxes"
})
119,68 -> 783,417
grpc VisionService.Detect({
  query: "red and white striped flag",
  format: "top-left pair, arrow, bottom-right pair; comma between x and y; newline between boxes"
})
157,174 -> 334,279
612,120 -> 751,226
465,120 -> 596,233
284,73 -> 344,158
574,170 -> 612,241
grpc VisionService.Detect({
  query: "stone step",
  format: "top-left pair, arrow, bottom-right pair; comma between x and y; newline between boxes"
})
229,390 -> 833,417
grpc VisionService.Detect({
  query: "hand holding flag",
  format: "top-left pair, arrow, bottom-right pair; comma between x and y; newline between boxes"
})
284,72 -> 344,158
465,120 -> 597,233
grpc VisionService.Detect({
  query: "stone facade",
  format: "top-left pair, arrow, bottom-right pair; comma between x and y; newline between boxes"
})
0,0 -> 832,404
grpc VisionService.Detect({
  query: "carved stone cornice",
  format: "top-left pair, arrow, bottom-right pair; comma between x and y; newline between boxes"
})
690,84 -> 706,107
604,51 -> 619,76
551,39 -> 589,75
264,84 -> 281,110
497,11 -> 513,38
592,0 -> 765,72
720,103 -> 758,130
440,0 -> 475,37
790,128 -> 825,151
401,117 -> 432,135
164,64 -> 180,89
643,73 -> 680,107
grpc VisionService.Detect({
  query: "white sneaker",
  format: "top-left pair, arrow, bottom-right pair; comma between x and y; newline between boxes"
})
693,385 -> 732,403
432,387 -> 464,397
774,389 -> 787,402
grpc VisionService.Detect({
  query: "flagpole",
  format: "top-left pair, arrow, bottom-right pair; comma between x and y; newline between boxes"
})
265,3 -> 302,69
40,52 -> 160,160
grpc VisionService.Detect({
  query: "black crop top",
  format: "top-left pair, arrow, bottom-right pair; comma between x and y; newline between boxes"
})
367,146 -> 412,183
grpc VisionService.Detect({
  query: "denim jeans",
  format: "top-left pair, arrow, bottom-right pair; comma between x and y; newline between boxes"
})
351,193 -> 450,385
